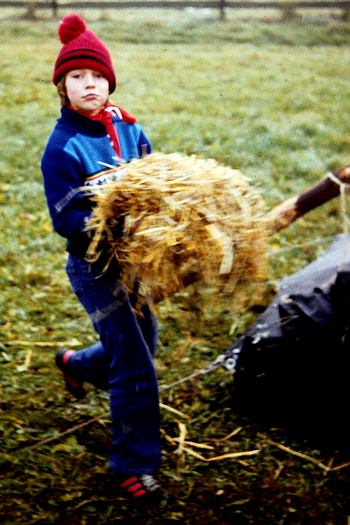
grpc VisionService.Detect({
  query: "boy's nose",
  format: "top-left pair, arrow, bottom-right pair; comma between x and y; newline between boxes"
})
85,73 -> 95,86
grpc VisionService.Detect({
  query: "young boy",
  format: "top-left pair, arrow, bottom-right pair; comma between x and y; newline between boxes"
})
41,13 -> 166,504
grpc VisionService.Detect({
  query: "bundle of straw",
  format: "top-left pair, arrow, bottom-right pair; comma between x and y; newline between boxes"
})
86,152 -> 269,305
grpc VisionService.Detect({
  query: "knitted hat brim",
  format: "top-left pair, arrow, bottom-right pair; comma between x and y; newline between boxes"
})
53,58 -> 116,93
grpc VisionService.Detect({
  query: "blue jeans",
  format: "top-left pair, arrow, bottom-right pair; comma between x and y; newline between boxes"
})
65,254 -> 161,475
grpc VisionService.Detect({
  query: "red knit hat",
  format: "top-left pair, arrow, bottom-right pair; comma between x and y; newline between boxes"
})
52,13 -> 116,93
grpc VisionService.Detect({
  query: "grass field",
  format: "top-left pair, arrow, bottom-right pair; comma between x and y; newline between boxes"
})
1,10 -> 350,524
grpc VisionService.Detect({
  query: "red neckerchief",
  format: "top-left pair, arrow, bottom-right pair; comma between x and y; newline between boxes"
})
69,104 -> 137,161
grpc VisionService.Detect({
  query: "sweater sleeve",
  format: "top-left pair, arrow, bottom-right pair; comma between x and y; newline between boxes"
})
41,142 -> 92,253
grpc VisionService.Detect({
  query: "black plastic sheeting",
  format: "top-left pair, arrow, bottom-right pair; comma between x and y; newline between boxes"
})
223,234 -> 350,446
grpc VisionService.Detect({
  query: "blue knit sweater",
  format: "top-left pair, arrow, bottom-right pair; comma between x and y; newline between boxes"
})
41,106 -> 151,255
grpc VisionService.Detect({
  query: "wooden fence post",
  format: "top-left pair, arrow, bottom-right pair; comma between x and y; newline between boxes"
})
25,1 -> 37,19
51,0 -> 58,17
341,4 -> 350,19
280,0 -> 300,19
219,0 -> 226,20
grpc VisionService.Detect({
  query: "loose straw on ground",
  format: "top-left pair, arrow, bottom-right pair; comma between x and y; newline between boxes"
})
266,439 -> 350,473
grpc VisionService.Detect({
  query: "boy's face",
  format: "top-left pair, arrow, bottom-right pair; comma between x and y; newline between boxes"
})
65,69 -> 109,115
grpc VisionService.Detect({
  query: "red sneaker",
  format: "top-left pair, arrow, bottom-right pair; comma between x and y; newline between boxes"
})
55,349 -> 86,399
118,474 -> 168,506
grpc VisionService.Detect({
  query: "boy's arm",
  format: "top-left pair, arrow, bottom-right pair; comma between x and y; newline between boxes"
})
41,146 -> 92,255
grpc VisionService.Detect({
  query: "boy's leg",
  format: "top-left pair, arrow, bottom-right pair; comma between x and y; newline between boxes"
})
96,299 -> 161,475
67,256 -> 161,475
66,342 -> 109,391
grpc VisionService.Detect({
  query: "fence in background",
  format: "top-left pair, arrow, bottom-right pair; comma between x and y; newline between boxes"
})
1,0 -> 350,20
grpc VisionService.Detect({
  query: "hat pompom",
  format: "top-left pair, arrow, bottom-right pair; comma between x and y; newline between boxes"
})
58,13 -> 87,44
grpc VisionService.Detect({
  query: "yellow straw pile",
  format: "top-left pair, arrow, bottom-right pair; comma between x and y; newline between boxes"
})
86,152 -> 269,305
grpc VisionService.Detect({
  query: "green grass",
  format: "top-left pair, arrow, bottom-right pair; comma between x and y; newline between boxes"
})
1,12 -> 350,524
